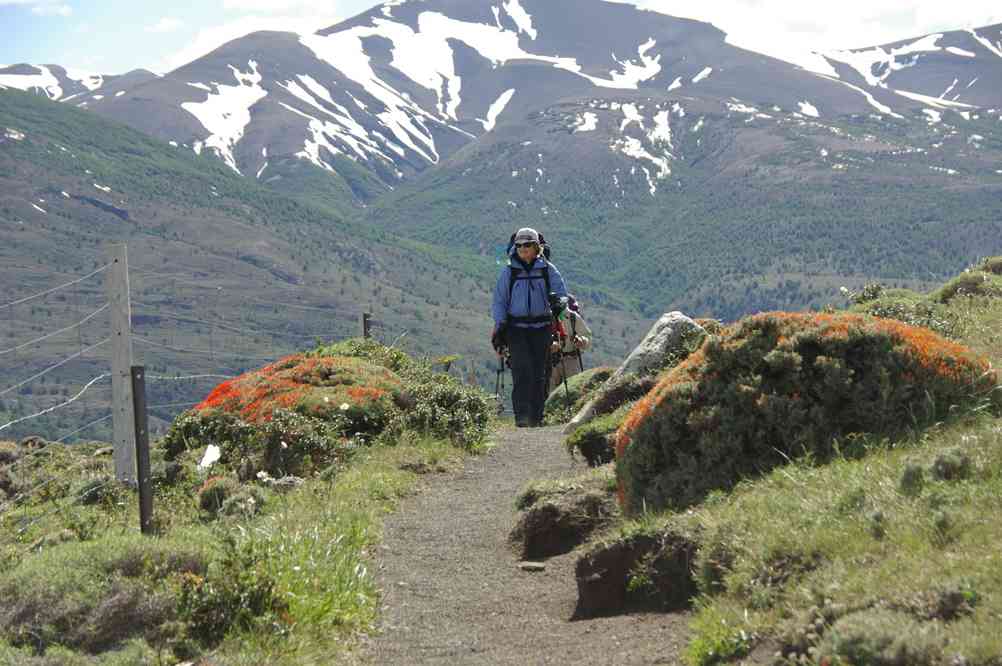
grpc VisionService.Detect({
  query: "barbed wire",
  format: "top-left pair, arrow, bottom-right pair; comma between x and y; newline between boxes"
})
146,373 -> 236,381
0,303 -> 109,357
147,401 -> 200,410
56,412 -> 113,443
133,336 -> 277,361
0,373 -> 110,434
0,339 -> 110,399
0,263 -> 111,310
4,477 -> 122,552
131,301 -> 330,340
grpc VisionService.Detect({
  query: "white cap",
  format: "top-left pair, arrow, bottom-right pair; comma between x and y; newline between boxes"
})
513,227 -> 539,244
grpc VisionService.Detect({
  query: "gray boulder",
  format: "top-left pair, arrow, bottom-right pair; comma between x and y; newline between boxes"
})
564,312 -> 704,434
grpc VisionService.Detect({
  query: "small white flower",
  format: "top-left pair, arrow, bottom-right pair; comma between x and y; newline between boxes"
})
340,402 -> 350,411
324,396 -> 330,403
280,440 -> 289,449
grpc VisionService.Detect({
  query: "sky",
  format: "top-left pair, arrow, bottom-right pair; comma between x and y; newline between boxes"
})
1,0 -> 1001,76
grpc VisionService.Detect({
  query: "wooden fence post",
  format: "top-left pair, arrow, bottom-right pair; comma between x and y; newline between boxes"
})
106,244 -> 136,483
131,366 -> 153,534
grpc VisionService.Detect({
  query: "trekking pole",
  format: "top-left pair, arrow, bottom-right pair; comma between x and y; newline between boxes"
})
570,311 -> 585,373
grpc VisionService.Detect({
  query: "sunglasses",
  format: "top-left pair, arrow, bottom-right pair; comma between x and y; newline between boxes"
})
515,242 -> 537,249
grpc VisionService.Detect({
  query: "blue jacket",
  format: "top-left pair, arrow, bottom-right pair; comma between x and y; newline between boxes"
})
492,254 -> 568,329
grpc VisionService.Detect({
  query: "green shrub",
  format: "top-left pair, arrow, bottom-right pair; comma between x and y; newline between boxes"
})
814,608 -> 944,665
71,475 -> 115,506
980,256 -> 1002,276
178,535 -> 286,648
197,476 -> 241,515
929,446 -> 971,481
220,486 -> 268,518
0,535 -> 207,655
852,295 -> 961,339
565,404 -> 632,466
616,312 -> 998,513
898,461 -> 925,496
316,339 -> 493,449
934,271 -> 1002,303
161,408 -> 254,461
544,366 -> 614,425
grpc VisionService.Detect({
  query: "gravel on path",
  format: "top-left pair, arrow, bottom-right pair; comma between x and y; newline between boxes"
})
358,424 -> 689,665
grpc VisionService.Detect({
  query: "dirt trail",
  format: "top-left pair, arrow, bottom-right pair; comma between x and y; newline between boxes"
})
358,424 -> 689,665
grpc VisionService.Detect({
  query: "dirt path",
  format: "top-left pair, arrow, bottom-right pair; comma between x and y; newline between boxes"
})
358,424 -> 689,665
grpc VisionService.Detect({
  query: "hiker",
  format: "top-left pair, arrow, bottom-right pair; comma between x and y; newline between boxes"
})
491,227 -> 568,427
548,294 -> 592,395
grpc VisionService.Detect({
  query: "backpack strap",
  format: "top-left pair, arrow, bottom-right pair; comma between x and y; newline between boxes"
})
507,261 -> 554,325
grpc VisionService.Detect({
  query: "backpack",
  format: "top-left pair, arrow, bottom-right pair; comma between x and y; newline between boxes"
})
506,232 -> 553,325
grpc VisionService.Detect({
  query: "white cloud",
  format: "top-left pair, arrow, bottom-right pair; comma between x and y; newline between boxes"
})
221,0 -> 342,11
0,0 -> 71,15
613,1 -> 1002,67
146,17 -> 183,33
156,12 -> 342,74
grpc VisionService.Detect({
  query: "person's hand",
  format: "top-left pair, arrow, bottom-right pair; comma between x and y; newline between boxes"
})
550,340 -> 561,354
573,335 -> 586,349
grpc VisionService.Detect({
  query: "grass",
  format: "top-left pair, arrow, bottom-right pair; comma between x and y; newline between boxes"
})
0,425 -> 478,664
602,289 -> 1002,665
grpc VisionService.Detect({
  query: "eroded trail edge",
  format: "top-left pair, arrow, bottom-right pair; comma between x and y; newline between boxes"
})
358,425 -> 688,665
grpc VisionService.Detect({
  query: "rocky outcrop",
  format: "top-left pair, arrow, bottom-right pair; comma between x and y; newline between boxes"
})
564,312 -> 705,434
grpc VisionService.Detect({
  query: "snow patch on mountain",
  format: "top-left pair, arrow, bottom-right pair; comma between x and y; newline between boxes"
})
945,47 -> 976,57
181,60 -> 268,173
611,136 -> 670,195
481,88 -> 516,131
692,67 -> 713,83
620,103 -> 644,131
923,108 -> 942,124
0,65 -> 62,99
967,28 -> 1002,59
502,0 -> 537,40
668,76 -> 682,91
893,88 -> 975,109
4,128 -> 25,141
63,68 -> 103,91
726,101 -> 758,114
300,31 -> 444,164
798,101 -> 820,118
574,112 -> 598,132
650,110 -> 672,147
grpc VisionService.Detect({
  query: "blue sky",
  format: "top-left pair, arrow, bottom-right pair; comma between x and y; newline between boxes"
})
2,0 -> 1001,75
0,0 -> 376,73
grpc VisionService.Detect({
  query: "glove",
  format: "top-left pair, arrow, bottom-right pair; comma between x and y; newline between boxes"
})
491,324 -> 507,354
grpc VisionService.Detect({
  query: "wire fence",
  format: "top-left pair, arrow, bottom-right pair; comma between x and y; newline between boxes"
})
0,248 -> 399,548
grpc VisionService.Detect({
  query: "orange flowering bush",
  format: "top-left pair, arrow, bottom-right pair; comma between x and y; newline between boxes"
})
615,312 -> 999,514
196,354 -> 405,426
161,353 -> 407,477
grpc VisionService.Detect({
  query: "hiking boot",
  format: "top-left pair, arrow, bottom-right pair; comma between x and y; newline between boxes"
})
516,418 -> 530,428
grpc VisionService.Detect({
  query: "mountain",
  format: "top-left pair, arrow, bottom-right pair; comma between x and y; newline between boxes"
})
2,0 -> 1002,441
4,4 -> 1000,196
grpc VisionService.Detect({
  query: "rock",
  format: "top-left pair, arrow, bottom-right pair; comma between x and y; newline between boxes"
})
19,435 -> 48,449
565,312 -> 705,434
269,476 -> 305,493
518,561 -> 546,572
93,446 -> 114,457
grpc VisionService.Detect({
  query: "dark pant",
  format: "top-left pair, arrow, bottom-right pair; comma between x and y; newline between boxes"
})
507,325 -> 551,425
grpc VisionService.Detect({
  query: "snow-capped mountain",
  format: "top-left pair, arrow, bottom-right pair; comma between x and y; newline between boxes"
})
2,0 -> 1001,199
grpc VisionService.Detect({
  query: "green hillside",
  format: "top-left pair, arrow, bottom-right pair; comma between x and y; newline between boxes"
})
0,89 -> 647,441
